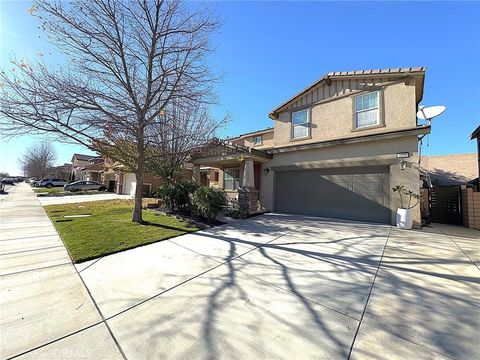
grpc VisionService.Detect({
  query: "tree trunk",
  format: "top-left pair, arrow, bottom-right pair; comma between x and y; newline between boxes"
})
132,162 -> 144,223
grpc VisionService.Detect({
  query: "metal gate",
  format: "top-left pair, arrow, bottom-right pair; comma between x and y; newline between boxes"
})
430,186 -> 462,224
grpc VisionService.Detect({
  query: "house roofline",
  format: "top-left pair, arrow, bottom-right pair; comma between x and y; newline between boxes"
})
470,125 -> 480,139
227,127 -> 274,140
269,67 -> 426,119
267,125 -> 431,154
71,153 -> 100,162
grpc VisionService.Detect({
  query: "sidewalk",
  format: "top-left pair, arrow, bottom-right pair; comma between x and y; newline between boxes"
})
0,183 -> 123,359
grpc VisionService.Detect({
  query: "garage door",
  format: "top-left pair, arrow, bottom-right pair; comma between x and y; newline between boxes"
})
123,173 -> 136,196
274,166 -> 390,223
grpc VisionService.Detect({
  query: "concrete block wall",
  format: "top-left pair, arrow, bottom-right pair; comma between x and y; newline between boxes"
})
462,188 -> 480,230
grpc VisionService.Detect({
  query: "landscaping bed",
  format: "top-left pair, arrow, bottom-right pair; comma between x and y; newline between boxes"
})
44,199 -> 199,262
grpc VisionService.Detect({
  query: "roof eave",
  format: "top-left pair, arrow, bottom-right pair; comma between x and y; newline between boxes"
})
269,67 -> 426,117
470,125 -> 480,139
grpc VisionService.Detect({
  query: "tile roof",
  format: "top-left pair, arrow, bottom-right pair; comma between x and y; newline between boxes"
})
269,67 -> 426,118
72,153 -> 99,161
229,127 -> 274,140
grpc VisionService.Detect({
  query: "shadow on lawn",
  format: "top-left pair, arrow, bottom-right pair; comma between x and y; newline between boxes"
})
140,220 -> 198,232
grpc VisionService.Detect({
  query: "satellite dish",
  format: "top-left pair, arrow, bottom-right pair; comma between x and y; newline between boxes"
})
417,105 -> 446,121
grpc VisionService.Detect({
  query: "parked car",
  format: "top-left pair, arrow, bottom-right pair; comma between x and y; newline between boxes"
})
1,177 -> 15,185
64,180 -> 107,192
37,178 -> 68,188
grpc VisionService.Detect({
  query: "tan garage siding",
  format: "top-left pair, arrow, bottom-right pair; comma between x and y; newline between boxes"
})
275,167 -> 391,224
260,135 -> 421,227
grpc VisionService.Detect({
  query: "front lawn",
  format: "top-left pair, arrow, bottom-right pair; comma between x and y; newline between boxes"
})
45,200 -> 199,262
33,187 -> 106,197
33,187 -> 65,194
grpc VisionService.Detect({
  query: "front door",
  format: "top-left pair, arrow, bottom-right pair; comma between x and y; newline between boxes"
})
254,163 -> 261,191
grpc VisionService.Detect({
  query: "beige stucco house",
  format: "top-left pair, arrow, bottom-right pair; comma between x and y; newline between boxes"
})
192,67 -> 431,227
71,153 -> 163,196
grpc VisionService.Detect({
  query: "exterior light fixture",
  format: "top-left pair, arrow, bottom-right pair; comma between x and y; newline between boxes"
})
396,152 -> 410,171
263,167 -> 270,175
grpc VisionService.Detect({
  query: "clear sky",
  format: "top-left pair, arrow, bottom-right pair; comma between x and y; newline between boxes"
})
1,1 -> 479,175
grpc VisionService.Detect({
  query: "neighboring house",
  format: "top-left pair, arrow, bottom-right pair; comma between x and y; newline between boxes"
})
70,153 -> 99,181
229,127 -> 275,150
80,156 -> 106,182
421,153 -> 478,185
470,125 -> 480,187
47,163 -> 72,180
192,67 -> 430,227
71,152 -> 192,196
115,166 -> 194,196
114,171 -> 162,197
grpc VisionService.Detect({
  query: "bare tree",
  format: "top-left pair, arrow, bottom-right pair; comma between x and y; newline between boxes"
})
146,99 -> 227,180
0,0 -> 221,223
19,142 -> 57,179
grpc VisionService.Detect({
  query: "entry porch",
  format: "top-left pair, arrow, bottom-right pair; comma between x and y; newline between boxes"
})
191,140 -> 272,212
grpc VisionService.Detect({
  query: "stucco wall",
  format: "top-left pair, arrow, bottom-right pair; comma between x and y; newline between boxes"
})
274,81 -> 417,148
260,135 -> 421,227
243,131 -> 275,149
422,153 -> 478,185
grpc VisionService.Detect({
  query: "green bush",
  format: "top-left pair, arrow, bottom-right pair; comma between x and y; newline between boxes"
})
192,186 -> 228,223
155,179 -> 198,212
224,208 -> 249,219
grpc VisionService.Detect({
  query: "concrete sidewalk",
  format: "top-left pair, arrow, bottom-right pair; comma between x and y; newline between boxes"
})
0,183 -> 124,359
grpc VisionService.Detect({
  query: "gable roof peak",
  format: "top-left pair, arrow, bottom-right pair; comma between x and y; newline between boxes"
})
269,66 -> 426,119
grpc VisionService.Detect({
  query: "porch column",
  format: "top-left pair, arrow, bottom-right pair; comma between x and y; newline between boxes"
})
239,158 -> 259,214
241,159 -> 255,189
193,164 -> 201,185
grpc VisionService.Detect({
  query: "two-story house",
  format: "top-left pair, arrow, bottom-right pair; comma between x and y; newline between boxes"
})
192,67 -> 430,227
70,153 -> 99,181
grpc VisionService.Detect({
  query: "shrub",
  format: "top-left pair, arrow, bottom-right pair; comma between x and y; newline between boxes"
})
156,179 -> 198,212
224,198 -> 248,219
192,186 -> 228,223
224,208 -> 249,219
392,185 -> 420,209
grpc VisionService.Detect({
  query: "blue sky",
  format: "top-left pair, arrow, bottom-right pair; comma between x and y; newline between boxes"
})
1,1 -> 479,175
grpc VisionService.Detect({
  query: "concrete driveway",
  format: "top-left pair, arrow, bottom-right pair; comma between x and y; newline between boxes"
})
2,184 -> 479,359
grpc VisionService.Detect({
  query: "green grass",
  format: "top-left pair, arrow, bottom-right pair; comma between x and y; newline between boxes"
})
44,200 -> 199,263
33,187 -> 65,194
34,188 -> 109,197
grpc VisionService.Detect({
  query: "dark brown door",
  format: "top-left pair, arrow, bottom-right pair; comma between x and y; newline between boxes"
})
430,186 -> 461,224
254,163 -> 261,191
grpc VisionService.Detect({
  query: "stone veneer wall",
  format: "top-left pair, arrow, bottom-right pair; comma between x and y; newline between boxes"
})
238,188 -> 259,214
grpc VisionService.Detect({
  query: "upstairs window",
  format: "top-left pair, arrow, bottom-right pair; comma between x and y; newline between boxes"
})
355,91 -> 380,128
253,135 -> 262,145
291,109 -> 309,139
224,167 -> 240,190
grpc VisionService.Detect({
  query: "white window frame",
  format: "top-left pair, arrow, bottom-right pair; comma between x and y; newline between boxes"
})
253,135 -> 262,145
291,109 -> 310,139
354,91 -> 380,129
